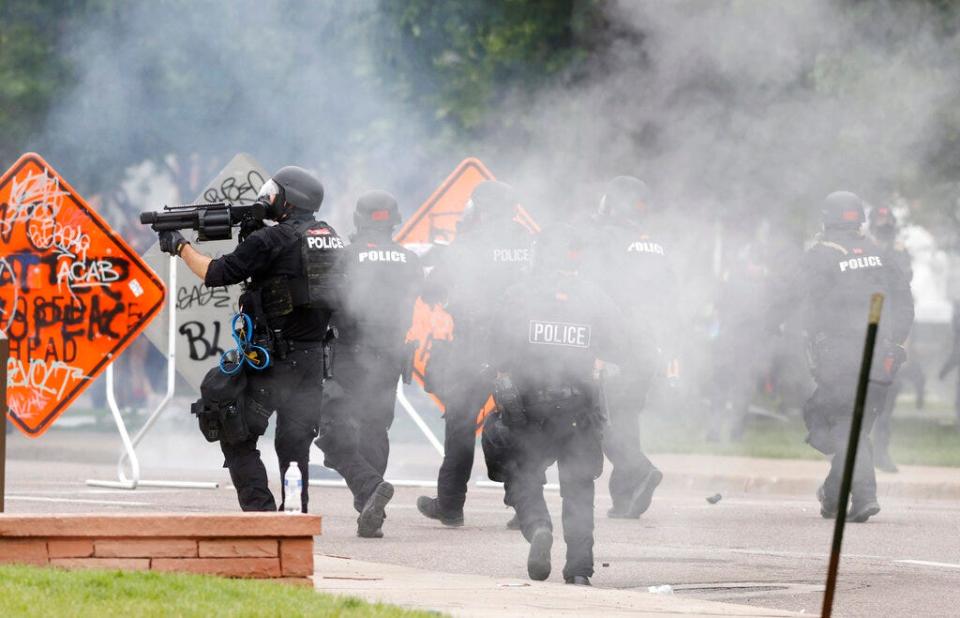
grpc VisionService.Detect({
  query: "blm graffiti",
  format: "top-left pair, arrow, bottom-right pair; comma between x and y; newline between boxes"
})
0,154 -> 165,437
142,153 -> 268,392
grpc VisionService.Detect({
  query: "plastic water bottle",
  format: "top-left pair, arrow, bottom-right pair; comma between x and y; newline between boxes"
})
284,463 -> 302,514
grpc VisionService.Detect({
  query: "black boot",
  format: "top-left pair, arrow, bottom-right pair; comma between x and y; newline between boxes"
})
627,469 -> 663,517
527,527 -> 553,581
565,575 -> 591,586
416,496 -> 464,527
849,498 -> 881,523
357,481 -> 394,538
817,484 -> 838,519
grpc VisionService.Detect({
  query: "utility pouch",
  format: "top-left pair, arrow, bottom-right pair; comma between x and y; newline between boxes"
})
197,366 -> 250,445
261,277 -> 294,319
322,326 -> 338,380
493,373 -> 526,427
190,399 -> 221,443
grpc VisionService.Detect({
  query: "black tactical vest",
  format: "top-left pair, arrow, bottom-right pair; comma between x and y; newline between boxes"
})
260,220 -> 345,319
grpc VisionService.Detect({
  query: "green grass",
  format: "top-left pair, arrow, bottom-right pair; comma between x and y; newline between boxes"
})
643,410 -> 960,467
0,565 -> 440,618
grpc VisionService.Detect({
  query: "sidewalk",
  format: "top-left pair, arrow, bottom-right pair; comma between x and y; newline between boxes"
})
653,453 -> 960,500
312,555 -> 802,617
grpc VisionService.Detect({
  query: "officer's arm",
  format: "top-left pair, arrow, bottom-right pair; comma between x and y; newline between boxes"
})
180,244 -> 213,280
203,232 -> 271,288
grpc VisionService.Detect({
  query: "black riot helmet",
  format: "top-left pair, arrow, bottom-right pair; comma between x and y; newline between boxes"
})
821,191 -> 865,230
464,180 -> 519,226
354,190 -> 401,231
599,176 -> 652,220
257,166 -> 324,220
532,223 -> 582,274
869,204 -> 897,242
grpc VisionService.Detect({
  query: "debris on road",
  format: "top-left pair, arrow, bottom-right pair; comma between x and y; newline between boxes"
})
706,493 -> 723,504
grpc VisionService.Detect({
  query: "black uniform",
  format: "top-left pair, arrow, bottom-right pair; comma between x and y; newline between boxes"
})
583,218 -> 678,516
425,220 -> 534,520
709,242 -> 772,441
778,228 -> 913,510
204,212 -> 340,512
486,271 -> 627,582
869,237 -> 918,471
320,227 -> 422,508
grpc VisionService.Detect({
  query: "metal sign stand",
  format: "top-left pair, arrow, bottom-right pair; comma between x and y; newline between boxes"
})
87,256 -> 218,490
1,331 -> 8,512
821,294 -> 883,618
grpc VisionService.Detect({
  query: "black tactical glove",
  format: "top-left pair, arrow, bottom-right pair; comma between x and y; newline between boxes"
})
159,230 -> 189,256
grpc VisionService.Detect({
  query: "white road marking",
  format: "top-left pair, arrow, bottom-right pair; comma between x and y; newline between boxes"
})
5,496 -> 153,506
895,560 -> 960,570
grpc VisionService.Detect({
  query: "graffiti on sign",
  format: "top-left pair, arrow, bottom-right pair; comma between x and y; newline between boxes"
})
143,153 -> 268,392
0,153 -> 166,437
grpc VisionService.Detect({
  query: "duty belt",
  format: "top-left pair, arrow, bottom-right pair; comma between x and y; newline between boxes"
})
529,385 -> 583,404
285,339 -> 325,352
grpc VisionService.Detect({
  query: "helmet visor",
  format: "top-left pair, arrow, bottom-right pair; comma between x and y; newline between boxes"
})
257,179 -> 282,206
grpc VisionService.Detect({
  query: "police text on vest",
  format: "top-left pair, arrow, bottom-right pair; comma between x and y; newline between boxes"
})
839,255 -> 882,272
359,249 -> 407,263
307,236 -> 344,250
528,320 -> 592,348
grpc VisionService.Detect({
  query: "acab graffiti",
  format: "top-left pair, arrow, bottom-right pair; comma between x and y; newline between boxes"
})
0,155 -> 165,435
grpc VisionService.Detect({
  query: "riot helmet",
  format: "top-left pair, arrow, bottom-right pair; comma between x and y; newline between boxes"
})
463,181 -> 519,226
532,223 -> 582,274
821,191 -> 865,230
869,204 -> 897,242
354,190 -> 401,231
599,176 -> 652,220
258,166 -> 324,220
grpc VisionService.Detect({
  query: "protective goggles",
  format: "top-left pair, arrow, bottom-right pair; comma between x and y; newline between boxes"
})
257,179 -> 282,206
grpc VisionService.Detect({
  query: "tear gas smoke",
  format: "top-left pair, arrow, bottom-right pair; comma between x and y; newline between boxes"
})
33,1 -> 956,470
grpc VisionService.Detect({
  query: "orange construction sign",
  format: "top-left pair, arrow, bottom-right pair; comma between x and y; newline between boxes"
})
395,157 -> 494,246
0,153 -> 166,437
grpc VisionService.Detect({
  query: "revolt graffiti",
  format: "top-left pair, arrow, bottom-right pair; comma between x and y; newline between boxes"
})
0,153 -> 165,437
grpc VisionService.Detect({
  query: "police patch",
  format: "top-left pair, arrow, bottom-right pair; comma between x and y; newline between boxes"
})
839,255 -> 882,272
528,320 -> 591,348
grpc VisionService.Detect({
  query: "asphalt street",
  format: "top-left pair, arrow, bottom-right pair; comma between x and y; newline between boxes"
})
3,428 -> 959,617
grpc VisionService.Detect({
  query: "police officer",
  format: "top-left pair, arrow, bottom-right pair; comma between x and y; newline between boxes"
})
317,191 -> 421,526
775,191 -> 914,522
583,176 -> 678,519
868,205 -> 921,473
708,238 -> 773,442
159,167 -> 394,536
417,181 -> 536,526
483,224 -> 627,585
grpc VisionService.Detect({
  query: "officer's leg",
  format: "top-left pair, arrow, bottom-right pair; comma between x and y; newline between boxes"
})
356,362 -> 398,477
275,403 -> 321,513
510,428 -> 555,581
315,411 -> 385,512
221,437 -> 276,511
604,403 -> 658,517
221,370 -> 278,512
557,424 -> 603,582
850,386 -> 884,514
435,387 -> 486,517
603,399 -> 641,512
873,378 -> 898,471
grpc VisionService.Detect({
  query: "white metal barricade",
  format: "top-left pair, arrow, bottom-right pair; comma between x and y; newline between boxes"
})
87,256 -> 219,490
